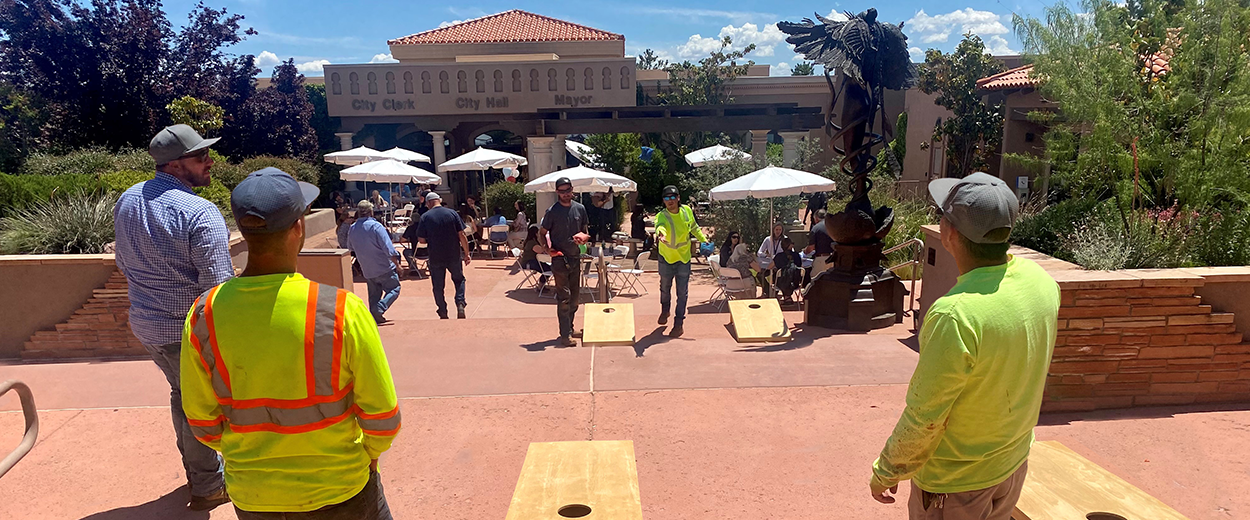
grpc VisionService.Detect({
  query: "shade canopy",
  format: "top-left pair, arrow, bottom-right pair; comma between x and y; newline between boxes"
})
524,166 -> 637,193
708,166 -> 836,201
339,159 -> 441,184
379,147 -> 431,163
685,144 -> 753,167
437,146 -> 528,172
566,140 -> 596,164
324,146 -> 389,166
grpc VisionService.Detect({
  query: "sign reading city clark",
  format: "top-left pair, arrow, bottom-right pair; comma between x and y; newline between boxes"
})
325,59 -> 637,117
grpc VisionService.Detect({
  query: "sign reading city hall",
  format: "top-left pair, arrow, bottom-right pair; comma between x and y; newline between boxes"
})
325,59 -> 637,118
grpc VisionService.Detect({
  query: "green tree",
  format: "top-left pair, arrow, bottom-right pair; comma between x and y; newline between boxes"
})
305,83 -> 340,152
166,95 -> 224,136
220,60 -> 317,160
636,49 -> 669,70
917,34 -> 1005,178
791,61 -> 815,76
0,83 -> 46,172
585,133 -> 679,205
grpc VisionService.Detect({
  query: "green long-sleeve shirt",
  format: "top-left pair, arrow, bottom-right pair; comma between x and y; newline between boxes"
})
872,256 -> 1059,493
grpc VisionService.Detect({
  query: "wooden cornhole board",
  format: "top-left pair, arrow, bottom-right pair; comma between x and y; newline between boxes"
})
728,299 -> 791,342
1014,441 -> 1189,520
505,440 -> 643,520
582,303 -> 635,347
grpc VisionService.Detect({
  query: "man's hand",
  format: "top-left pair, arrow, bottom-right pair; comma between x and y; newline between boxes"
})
573,232 -> 590,245
870,479 -> 899,504
463,251 -> 472,266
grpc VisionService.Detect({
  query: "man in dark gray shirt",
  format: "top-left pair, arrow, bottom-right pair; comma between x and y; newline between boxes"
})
538,177 -> 589,346
805,209 -> 835,275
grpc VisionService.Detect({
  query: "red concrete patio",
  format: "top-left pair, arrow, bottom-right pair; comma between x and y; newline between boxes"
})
1,256 -> 1247,519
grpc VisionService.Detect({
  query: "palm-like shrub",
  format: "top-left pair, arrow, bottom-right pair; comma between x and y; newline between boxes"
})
0,190 -> 117,254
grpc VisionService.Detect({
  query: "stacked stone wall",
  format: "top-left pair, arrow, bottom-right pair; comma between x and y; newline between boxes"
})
21,270 -> 146,360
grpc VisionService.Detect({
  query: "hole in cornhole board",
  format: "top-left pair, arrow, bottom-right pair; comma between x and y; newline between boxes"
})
603,307 -> 615,313
559,504 -> 593,518
748,303 -> 761,309
1087,514 -> 1127,520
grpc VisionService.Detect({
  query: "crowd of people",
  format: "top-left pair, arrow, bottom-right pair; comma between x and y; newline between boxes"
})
111,123 -> 1058,520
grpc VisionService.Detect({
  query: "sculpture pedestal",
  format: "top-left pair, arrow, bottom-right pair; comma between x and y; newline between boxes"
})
803,242 -> 905,331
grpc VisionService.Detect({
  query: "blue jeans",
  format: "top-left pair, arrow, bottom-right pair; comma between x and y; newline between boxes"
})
657,257 -> 692,321
143,342 -> 225,497
366,270 -> 402,322
234,470 -> 392,519
428,260 -> 466,317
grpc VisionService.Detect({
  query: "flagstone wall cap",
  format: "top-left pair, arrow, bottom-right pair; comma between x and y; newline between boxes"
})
389,10 -> 624,45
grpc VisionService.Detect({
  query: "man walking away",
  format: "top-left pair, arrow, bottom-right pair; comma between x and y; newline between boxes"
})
653,185 -> 707,337
803,191 -> 828,228
415,192 -> 471,319
538,177 -> 589,347
182,168 -> 401,519
349,201 -> 402,324
114,124 -> 230,511
869,172 -> 1059,520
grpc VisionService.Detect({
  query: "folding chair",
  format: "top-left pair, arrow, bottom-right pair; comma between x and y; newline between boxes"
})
609,250 -> 648,296
463,227 -> 480,255
488,224 -> 511,258
529,253 -> 555,298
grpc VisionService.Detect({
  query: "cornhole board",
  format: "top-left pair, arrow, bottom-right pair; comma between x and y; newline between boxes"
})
728,299 -> 791,342
1013,441 -> 1189,520
583,303 -> 635,347
505,440 -> 643,520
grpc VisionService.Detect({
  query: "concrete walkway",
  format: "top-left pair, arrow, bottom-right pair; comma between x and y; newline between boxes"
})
1,257 -> 1247,519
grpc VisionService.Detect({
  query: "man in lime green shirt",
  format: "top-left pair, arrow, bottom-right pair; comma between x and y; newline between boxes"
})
181,168 -> 401,519
654,185 -> 708,337
870,172 -> 1059,520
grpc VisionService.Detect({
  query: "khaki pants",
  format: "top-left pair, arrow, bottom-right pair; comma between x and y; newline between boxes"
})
811,256 -> 831,277
908,462 -> 1028,520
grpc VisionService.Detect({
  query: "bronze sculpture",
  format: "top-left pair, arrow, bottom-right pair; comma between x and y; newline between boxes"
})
780,9 -> 916,330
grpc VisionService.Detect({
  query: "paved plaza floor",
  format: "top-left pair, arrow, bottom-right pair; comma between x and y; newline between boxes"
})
2,256 -> 1248,519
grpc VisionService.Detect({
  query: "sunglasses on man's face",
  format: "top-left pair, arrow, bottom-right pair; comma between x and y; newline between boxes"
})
557,188 -> 573,194
663,195 -> 678,200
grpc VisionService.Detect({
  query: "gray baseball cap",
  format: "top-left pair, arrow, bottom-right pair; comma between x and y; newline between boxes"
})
231,168 -> 320,233
424,192 -> 441,202
928,172 -> 1019,244
149,124 -> 220,164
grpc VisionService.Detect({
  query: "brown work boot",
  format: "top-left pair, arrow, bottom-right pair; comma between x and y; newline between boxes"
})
657,313 -> 669,325
558,335 -> 577,347
668,320 -> 684,338
571,329 -> 583,339
188,487 -> 230,511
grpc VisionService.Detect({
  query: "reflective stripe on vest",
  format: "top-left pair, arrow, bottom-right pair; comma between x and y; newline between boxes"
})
657,206 -> 694,252
189,282 -> 401,435
188,416 -> 225,442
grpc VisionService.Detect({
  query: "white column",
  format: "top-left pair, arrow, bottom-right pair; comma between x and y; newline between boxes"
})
779,131 -> 807,168
550,135 -> 567,170
527,136 -> 557,222
428,131 -> 450,194
334,132 -> 353,151
751,130 -> 770,164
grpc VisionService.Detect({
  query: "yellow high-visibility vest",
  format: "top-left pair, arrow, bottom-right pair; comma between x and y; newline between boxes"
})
655,204 -> 707,264
181,273 -> 401,512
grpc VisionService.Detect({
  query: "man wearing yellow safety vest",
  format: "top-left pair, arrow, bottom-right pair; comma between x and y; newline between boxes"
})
181,168 -> 402,519
654,185 -> 708,337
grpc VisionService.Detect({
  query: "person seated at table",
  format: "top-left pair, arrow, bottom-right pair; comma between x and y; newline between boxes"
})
398,210 -> 425,278
370,190 -> 388,209
416,189 -> 430,216
336,211 -> 356,250
390,191 -> 402,208
511,200 -> 529,232
719,232 -> 740,268
519,225 -> 550,292
757,223 -> 785,269
630,204 -> 653,252
772,236 -> 803,304
459,207 -> 479,250
485,207 -> 508,253
728,242 -> 762,285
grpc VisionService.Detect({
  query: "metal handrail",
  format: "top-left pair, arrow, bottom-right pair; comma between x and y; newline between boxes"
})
0,380 -> 38,478
884,238 -> 924,319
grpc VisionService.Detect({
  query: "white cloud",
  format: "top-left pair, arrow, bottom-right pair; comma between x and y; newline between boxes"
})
908,47 -> 923,60
674,22 -> 789,60
255,50 -> 280,69
824,9 -> 850,22
905,8 -> 1009,44
984,35 -> 1017,55
369,53 -> 398,63
773,63 -> 790,76
295,60 -> 331,73
438,19 -> 465,28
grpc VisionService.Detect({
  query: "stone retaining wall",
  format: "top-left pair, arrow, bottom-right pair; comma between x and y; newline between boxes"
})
21,270 -> 146,360
920,225 -> 1250,412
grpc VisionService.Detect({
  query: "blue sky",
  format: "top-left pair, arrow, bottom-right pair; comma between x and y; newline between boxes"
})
159,0 -> 1060,76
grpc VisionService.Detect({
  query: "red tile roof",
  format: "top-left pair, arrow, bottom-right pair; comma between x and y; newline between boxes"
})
977,64 -> 1041,91
388,10 -> 624,45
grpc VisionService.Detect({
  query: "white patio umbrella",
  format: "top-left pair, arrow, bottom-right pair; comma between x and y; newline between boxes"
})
524,166 -> 636,193
379,147 -> 431,163
566,140 -> 597,165
340,159 -> 440,207
438,147 -> 529,210
323,146 -> 389,166
684,144 -> 753,167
